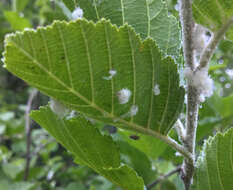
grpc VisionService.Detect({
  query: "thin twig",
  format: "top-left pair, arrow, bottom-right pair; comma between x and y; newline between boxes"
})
24,89 -> 39,181
182,86 -> 198,190
116,121 -> 193,163
174,119 -> 185,143
179,0 -> 195,70
179,0 -> 197,189
198,17 -> 233,69
147,166 -> 182,189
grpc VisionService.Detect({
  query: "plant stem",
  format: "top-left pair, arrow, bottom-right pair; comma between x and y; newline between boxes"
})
117,119 -> 193,163
24,89 -> 39,181
179,0 -> 195,70
12,0 -> 17,12
179,0 -> 197,189
146,166 -> 182,189
182,86 -> 198,190
198,17 -> 233,69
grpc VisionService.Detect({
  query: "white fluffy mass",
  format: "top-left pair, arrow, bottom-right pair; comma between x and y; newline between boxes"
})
153,84 -> 160,95
129,105 -> 138,116
71,7 -> 83,20
184,67 -> 214,102
117,88 -> 131,104
103,69 -> 117,80
193,24 -> 209,56
119,105 -> 139,119
50,99 -> 69,117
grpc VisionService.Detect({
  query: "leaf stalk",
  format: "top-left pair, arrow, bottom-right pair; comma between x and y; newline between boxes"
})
198,17 -> 233,69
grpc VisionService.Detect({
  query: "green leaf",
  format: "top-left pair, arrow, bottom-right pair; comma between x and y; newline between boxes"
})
213,94 -> 233,118
117,140 -> 156,184
66,0 -> 181,57
192,0 -> 233,41
61,0 -> 78,11
30,106 -> 144,190
192,127 -> 233,190
0,180 -> 35,190
15,0 -> 30,12
4,11 -> 31,31
3,19 -> 184,135
117,130 -> 168,159
160,180 -> 178,190
2,159 -> 25,179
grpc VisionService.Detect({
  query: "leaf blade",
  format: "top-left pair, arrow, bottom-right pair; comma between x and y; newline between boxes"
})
3,19 -> 184,135
30,106 -> 144,190
193,0 -> 233,41
192,128 -> 233,190
67,0 -> 181,57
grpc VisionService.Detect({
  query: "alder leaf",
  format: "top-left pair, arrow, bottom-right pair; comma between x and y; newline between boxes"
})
117,140 -> 156,184
193,0 -> 233,40
64,0 -> 181,57
30,106 -> 144,190
3,19 -> 184,135
192,127 -> 233,190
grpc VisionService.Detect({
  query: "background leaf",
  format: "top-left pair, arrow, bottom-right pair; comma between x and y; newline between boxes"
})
3,19 -> 184,135
31,106 -> 144,190
4,11 -> 31,31
193,0 -> 233,40
192,127 -> 233,190
15,0 -> 30,12
116,130 -> 168,160
63,0 -> 181,57
117,140 -> 156,184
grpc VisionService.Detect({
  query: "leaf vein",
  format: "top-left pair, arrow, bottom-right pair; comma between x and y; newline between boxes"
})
120,0 -> 125,24
159,60 -> 171,133
104,24 -> 115,115
147,46 -> 155,129
216,137 -> 225,190
39,29 -> 51,71
56,24 -> 74,88
80,22 -> 95,103
127,28 -> 137,122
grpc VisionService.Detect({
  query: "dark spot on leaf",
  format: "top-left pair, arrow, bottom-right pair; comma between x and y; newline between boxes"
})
103,125 -> 117,134
130,135 -> 140,140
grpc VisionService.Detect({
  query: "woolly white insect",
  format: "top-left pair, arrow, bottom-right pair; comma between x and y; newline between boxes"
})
184,67 -> 214,102
71,7 -> 83,20
119,105 -> 139,119
153,84 -> 160,95
117,88 -> 131,104
175,152 -> 182,157
129,105 -> 138,116
65,110 -> 77,120
50,99 -> 69,117
113,105 -> 138,122
102,69 -> 117,80
193,24 -> 209,57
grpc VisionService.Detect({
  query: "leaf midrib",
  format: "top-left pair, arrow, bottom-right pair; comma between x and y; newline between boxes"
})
8,38 -> 167,138
60,118 -> 133,188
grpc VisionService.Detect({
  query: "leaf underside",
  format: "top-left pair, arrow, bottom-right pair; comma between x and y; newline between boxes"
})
64,0 -> 181,57
193,0 -> 233,41
31,106 -> 144,190
192,128 -> 233,190
3,19 -> 184,135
